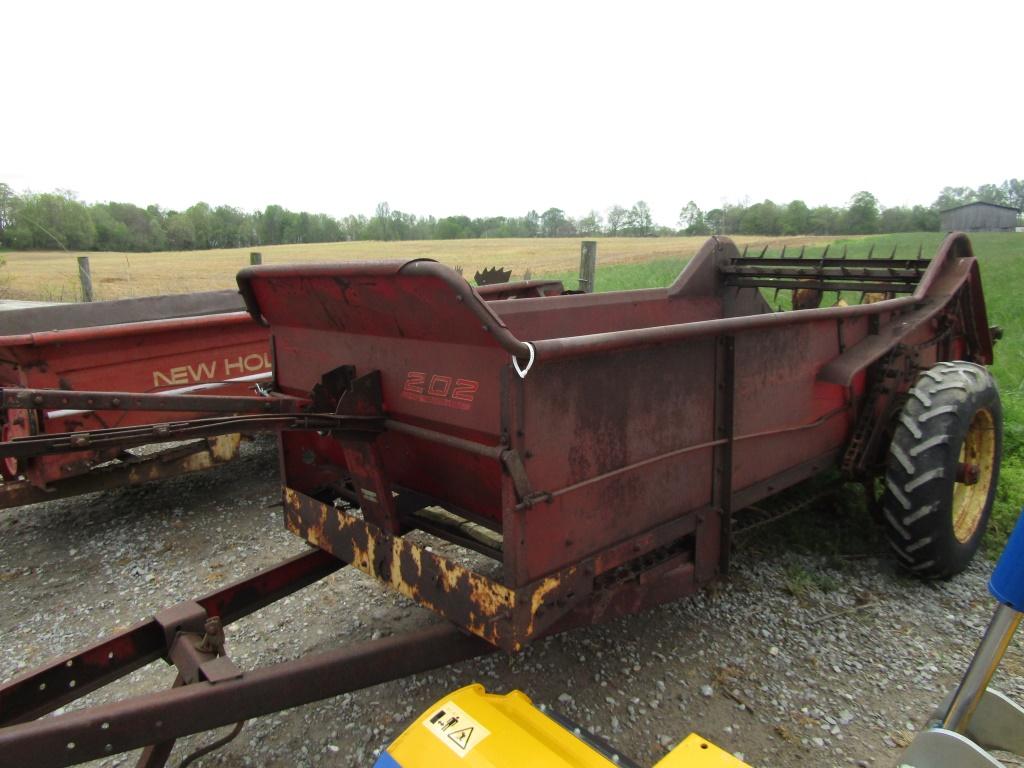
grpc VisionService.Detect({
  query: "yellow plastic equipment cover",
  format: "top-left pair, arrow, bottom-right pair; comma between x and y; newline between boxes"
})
653,733 -> 752,768
380,684 -> 751,767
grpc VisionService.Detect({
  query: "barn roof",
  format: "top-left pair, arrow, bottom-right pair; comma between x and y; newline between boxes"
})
940,201 -> 1021,214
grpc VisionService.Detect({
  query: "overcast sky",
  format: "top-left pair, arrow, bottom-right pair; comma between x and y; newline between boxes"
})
4,1 -> 1021,227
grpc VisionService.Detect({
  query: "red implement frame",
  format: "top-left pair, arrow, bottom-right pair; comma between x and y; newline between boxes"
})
0,291 -> 272,505
235,233 -> 992,652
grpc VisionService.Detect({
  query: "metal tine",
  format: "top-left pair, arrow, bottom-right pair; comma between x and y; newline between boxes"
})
917,243 -> 923,260
867,244 -> 875,260
842,245 -> 848,260
811,245 -> 829,285
758,243 -> 769,258
780,245 -> 787,260
741,244 -> 749,257
889,245 -> 897,260
859,291 -> 867,304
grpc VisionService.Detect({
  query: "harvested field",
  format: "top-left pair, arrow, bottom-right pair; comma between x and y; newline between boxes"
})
3,236 -> 838,301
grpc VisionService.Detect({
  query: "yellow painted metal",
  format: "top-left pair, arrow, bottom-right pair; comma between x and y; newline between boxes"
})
383,685 -> 752,767
653,733 -> 752,767
385,684 -> 616,767
952,407 -> 996,543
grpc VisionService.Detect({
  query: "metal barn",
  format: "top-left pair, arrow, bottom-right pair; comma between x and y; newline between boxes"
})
940,201 -> 1020,232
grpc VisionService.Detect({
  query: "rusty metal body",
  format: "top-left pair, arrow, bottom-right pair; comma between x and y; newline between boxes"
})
0,291 -> 272,505
0,235 -> 996,767
0,280 -> 567,508
231,234 -> 993,652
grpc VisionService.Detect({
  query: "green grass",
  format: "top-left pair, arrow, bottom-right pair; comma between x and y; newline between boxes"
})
782,562 -> 839,601
540,258 -> 690,292
540,232 -> 1024,551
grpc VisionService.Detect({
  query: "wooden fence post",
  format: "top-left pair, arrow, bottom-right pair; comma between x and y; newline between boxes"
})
250,252 -> 262,266
77,256 -> 94,302
579,241 -> 597,293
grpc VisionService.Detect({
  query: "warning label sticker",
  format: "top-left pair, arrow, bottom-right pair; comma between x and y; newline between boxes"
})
422,700 -> 491,757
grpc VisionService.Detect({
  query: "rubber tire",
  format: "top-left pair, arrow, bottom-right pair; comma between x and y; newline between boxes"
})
880,360 -> 1002,579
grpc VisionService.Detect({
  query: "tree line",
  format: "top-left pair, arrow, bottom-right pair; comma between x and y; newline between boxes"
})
0,180 -> 1020,252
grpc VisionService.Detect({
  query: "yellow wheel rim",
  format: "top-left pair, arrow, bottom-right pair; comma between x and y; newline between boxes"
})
952,408 -> 995,543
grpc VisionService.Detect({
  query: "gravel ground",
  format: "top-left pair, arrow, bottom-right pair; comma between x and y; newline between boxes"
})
1,438 -> 1021,768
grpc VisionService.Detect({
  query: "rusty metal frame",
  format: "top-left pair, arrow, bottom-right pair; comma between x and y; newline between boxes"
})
475,279 -> 565,300
0,434 -> 242,509
0,412 -> 381,460
0,543 -> 501,768
712,334 -> 736,574
1,388 -> 300,415
0,548 -> 343,728
0,290 -> 246,337
284,487 -> 593,652
0,624 -> 493,768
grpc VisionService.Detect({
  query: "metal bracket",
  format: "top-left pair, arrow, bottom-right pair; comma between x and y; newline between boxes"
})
159,609 -> 241,686
154,601 -> 208,650
501,449 -> 534,500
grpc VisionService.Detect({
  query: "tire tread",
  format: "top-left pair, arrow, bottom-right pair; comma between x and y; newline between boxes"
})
879,360 -> 1001,579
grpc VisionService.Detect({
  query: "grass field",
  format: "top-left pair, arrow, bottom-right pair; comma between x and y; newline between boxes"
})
0,235 -> 837,302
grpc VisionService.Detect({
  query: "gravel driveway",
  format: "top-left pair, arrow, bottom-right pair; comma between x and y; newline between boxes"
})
2,438 -> 1021,768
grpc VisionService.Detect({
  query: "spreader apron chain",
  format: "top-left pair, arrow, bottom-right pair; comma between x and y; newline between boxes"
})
900,510 -> 1024,767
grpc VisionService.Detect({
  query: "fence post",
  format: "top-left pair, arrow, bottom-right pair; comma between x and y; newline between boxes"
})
77,256 -> 94,302
250,251 -> 262,266
578,241 -> 597,293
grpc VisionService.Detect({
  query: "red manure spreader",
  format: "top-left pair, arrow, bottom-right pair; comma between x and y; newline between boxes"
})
0,291 -> 272,508
0,234 -> 1001,767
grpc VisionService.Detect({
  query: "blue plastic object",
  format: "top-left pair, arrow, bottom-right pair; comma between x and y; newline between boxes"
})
372,751 -> 403,768
989,509 -> 1024,611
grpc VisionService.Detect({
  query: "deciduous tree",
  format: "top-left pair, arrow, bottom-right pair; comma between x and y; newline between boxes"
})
606,205 -> 627,235
780,200 -> 810,235
577,210 -> 604,236
540,208 -> 568,237
844,191 -> 880,234
678,201 -> 710,235
624,201 -> 652,236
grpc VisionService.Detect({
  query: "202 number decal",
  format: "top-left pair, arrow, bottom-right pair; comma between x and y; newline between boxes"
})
402,371 -> 479,411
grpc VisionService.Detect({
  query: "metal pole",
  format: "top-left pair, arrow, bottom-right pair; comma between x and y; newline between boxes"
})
579,240 -> 597,293
941,603 -> 1022,733
249,252 -> 262,266
77,256 -> 93,302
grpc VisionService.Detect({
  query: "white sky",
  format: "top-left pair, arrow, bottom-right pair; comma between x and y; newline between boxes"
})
4,1 -> 1022,227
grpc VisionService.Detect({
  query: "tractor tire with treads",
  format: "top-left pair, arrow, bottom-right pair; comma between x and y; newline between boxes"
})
880,361 -> 1001,579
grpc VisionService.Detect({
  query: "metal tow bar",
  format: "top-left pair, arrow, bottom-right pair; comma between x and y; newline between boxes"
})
0,548 -> 496,768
